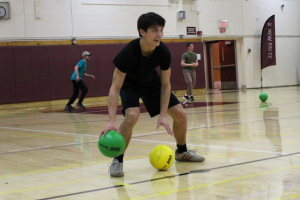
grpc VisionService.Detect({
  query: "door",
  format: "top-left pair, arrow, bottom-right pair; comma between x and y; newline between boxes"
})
219,40 -> 237,89
212,43 -> 221,89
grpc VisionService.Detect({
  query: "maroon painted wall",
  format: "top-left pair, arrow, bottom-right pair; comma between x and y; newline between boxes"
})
0,41 -> 205,104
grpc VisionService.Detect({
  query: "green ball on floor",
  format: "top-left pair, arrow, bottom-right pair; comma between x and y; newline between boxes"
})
259,93 -> 268,102
98,130 -> 125,158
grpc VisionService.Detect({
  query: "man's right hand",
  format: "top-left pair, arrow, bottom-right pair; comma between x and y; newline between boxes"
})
76,76 -> 80,82
100,122 -> 119,138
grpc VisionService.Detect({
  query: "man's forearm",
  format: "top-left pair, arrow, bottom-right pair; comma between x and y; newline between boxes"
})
181,63 -> 193,67
83,73 -> 92,77
108,88 -> 120,123
160,83 -> 171,117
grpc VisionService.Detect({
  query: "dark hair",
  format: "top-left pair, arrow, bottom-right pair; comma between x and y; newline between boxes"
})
187,42 -> 193,47
137,12 -> 166,37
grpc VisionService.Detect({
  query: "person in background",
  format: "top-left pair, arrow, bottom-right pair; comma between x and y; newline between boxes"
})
181,42 -> 198,101
65,51 -> 95,110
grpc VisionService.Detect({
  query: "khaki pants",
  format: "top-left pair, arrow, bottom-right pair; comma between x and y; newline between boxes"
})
183,68 -> 196,96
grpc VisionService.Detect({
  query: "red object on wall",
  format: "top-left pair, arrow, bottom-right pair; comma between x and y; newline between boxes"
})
197,31 -> 202,35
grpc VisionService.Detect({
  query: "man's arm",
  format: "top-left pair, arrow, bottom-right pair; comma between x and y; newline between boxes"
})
181,60 -> 195,67
181,59 -> 198,67
194,59 -> 199,67
83,73 -> 95,79
101,68 -> 126,136
157,68 -> 174,136
74,65 -> 80,82
193,54 -> 199,66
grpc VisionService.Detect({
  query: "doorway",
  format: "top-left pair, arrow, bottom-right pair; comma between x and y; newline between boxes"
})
206,40 -> 237,90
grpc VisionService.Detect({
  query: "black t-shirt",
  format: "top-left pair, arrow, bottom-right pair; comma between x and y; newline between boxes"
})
113,38 -> 171,91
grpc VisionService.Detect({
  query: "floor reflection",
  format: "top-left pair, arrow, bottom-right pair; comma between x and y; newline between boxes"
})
281,175 -> 300,199
263,107 -> 282,155
110,176 -> 131,200
67,113 -> 91,156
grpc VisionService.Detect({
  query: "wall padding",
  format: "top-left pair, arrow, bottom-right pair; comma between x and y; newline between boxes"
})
0,47 -> 17,104
0,41 -> 205,105
13,47 -> 34,103
48,46 -> 68,100
31,46 -> 51,101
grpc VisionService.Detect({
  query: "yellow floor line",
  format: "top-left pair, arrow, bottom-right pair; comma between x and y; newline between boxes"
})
0,175 -> 106,195
2,132 -> 76,141
279,193 -> 300,200
117,183 -> 133,187
0,156 -> 144,195
0,156 -> 144,179
129,164 -> 300,200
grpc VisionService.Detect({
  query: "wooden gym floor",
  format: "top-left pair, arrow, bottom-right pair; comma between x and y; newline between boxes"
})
1,87 -> 300,200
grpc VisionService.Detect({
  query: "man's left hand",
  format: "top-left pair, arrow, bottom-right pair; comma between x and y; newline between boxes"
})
156,116 -> 174,136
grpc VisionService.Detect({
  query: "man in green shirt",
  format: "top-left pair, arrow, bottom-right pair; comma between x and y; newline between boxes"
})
181,42 -> 198,101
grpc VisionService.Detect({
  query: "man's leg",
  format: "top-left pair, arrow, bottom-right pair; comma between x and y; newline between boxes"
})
119,107 -> 140,150
191,69 -> 196,93
77,80 -> 89,105
110,107 -> 140,177
183,69 -> 192,100
65,80 -> 79,109
110,87 -> 141,177
167,104 -> 187,145
168,104 -> 205,162
189,69 -> 196,101
183,69 -> 193,96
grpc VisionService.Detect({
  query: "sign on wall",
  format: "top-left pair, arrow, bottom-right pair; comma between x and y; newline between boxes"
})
186,27 -> 196,35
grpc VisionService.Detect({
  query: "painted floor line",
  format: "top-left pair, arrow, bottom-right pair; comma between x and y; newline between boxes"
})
36,157 -> 300,200
1,112 -> 299,138
131,138 -> 291,155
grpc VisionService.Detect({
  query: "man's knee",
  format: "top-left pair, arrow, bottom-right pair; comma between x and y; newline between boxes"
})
124,109 -> 140,125
73,91 -> 79,96
83,87 -> 89,93
177,108 -> 187,123
170,105 -> 187,123
185,78 -> 192,84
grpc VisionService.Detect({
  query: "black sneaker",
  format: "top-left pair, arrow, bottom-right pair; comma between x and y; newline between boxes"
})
64,105 -> 75,110
190,96 -> 194,101
76,103 -> 85,109
183,95 -> 189,101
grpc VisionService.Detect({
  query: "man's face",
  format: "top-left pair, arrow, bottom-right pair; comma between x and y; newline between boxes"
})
140,25 -> 164,47
85,55 -> 91,61
188,44 -> 194,52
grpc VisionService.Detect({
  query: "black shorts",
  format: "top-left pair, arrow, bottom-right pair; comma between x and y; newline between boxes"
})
120,87 -> 180,118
